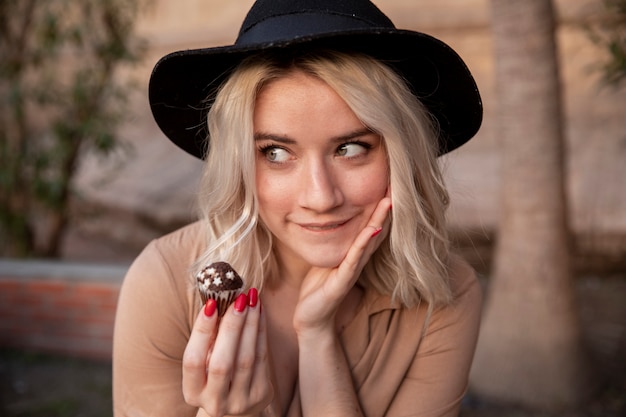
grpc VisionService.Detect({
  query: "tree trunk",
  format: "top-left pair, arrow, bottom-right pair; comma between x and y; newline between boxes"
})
470,0 -> 591,409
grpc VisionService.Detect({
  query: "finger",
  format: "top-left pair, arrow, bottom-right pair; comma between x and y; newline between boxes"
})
205,293 -> 249,389
339,197 -> 392,276
325,197 -> 391,298
367,196 -> 393,236
253,299 -> 269,380
250,302 -> 274,410
230,289 -> 261,394
182,299 -> 219,401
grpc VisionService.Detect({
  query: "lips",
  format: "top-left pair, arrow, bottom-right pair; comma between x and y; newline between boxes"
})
297,219 -> 350,231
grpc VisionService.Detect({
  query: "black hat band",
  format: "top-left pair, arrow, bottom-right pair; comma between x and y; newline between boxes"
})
237,12 -> 391,46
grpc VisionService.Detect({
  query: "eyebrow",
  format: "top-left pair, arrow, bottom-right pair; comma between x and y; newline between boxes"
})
254,128 -> 375,144
254,133 -> 296,144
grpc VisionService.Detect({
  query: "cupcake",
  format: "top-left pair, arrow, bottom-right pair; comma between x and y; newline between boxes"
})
196,261 -> 244,317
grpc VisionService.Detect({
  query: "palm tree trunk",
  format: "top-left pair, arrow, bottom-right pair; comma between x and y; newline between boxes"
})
470,0 -> 591,409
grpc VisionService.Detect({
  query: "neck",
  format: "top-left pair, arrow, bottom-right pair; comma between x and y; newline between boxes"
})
263,247 -> 365,336
270,251 -> 312,291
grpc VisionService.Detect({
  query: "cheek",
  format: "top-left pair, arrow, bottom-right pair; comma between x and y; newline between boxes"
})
346,165 -> 389,204
256,170 -> 291,216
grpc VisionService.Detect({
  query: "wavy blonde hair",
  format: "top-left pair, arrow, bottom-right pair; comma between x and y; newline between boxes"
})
193,50 -> 453,308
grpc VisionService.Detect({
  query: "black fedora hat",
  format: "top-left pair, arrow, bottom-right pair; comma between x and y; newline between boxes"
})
149,0 -> 482,158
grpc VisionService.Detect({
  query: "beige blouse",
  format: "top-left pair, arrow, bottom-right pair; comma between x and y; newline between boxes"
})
113,221 -> 482,417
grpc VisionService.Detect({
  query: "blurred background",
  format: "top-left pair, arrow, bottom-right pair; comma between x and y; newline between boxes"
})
1,0 -> 624,416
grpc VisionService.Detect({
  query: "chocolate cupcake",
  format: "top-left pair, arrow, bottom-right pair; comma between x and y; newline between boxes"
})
196,262 -> 244,317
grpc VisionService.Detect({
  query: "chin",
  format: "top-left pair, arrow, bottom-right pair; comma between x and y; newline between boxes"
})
302,250 -> 348,269
309,259 -> 343,269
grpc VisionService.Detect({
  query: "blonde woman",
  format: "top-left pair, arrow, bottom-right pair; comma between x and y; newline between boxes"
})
113,1 -> 483,416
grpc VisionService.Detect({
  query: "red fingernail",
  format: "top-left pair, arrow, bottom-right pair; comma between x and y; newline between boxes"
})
248,288 -> 258,307
371,227 -> 383,238
234,293 -> 248,313
204,299 -> 217,317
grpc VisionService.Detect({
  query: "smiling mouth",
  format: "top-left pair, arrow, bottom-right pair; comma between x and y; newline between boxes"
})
299,220 -> 349,231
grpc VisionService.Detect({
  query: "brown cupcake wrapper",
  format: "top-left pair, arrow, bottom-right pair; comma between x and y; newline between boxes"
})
199,289 -> 242,317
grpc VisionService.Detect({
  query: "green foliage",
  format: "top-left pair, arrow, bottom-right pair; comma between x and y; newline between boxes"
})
0,0 -> 149,257
586,0 -> 626,86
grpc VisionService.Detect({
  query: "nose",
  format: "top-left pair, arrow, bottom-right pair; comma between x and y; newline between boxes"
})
298,159 -> 343,212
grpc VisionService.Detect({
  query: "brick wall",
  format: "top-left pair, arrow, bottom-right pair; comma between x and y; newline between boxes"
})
0,260 -> 128,360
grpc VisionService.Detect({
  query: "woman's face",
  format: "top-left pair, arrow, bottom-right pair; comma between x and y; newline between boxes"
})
254,70 -> 389,270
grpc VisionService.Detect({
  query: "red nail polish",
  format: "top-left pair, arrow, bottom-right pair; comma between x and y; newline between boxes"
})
234,293 -> 248,313
204,299 -> 217,317
371,227 -> 383,238
248,288 -> 258,307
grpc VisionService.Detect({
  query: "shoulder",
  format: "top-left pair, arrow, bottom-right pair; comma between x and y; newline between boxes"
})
135,221 -> 205,274
420,253 -> 482,348
362,253 -> 481,315
150,221 -> 205,261
357,253 -> 482,357
121,221 -> 205,304
445,252 -> 483,315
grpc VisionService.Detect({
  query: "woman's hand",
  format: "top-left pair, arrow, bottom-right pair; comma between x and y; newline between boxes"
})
182,289 -> 274,417
293,197 -> 392,334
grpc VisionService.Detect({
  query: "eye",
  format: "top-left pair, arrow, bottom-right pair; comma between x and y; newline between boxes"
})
260,145 -> 290,163
337,142 -> 370,158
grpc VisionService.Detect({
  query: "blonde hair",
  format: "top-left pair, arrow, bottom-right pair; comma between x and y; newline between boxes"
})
193,50 -> 453,308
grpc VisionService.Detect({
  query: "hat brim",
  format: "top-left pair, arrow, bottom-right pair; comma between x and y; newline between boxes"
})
149,29 -> 482,158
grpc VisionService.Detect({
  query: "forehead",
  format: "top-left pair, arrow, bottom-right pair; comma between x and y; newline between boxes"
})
256,69 -> 331,104
253,69 -> 364,131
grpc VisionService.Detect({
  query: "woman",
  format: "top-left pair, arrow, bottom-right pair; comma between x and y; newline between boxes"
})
113,1 -> 483,416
